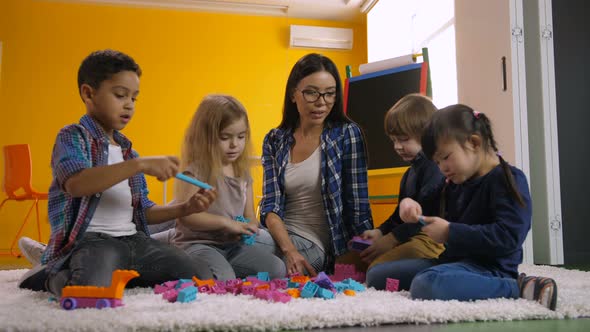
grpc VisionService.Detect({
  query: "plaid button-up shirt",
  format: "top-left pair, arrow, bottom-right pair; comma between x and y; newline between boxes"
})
42,115 -> 155,273
260,122 -> 373,257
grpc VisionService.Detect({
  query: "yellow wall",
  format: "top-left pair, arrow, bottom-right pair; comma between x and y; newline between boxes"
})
0,0 -> 372,248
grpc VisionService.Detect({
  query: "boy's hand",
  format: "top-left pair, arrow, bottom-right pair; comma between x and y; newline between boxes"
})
399,198 -> 422,223
420,216 -> 450,243
359,232 -> 397,263
138,156 -> 180,181
183,188 -> 217,215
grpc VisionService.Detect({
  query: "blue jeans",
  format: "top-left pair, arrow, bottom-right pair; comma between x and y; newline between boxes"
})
367,259 -> 519,301
47,232 -> 213,297
184,242 -> 286,281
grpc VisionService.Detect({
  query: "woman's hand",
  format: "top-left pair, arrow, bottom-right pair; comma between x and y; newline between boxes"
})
420,216 -> 450,243
284,249 -> 317,277
399,198 -> 422,223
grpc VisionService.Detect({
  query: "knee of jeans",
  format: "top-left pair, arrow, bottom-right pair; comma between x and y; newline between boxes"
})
366,266 -> 386,290
410,269 -> 439,300
268,260 -> 287,279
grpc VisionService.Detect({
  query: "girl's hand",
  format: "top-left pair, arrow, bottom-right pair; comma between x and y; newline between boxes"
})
285,249 -> 317,277
246,220 -> 260,234
360,229 -> 383,241
183,188 -> 217,215
359,232 -> 397,263
399,198 -> 422,223
420,216 -> 450,243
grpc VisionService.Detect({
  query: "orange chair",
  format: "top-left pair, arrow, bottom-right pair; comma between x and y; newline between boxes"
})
0,144 -> 48,256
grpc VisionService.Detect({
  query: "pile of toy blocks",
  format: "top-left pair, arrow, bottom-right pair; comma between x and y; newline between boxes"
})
153,271 -> 366,304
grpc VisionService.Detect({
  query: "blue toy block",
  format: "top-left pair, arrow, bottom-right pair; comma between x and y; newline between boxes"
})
235,215 -> 257,245
342,278 -> 365,292
175,279 -> 194,289
300,281 -> 319,298
177,286 -> 197,303
287,281 -> 300,289
333,282 -> 346,293
316,287 -> 335,299
257,272 -> 270,282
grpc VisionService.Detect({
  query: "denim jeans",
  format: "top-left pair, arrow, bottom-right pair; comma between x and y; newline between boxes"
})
184,241 -> 286,281
367,259 -> 519,301
47,231 -> 213,297
255,229 -> 327,274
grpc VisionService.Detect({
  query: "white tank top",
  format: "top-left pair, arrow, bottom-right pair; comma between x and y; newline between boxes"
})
86,144 -> 137,236
283,146 -> 329,252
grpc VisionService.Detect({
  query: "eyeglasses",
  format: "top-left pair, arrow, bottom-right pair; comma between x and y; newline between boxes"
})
298,89 -> 337,103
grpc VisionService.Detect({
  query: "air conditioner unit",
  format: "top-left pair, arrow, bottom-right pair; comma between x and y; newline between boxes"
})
290,25 -> 353,50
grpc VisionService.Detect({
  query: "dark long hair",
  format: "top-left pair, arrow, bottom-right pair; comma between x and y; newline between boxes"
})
278,53 -> 351,130
422,104 -> 525,215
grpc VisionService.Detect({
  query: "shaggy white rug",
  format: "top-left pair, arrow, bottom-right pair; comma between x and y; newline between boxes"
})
0,265 -> 588,331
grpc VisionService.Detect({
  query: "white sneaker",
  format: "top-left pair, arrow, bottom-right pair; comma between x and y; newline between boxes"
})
18,237 -> 46,266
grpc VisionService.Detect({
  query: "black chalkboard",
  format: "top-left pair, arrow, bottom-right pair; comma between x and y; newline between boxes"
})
345,63 -> 425,170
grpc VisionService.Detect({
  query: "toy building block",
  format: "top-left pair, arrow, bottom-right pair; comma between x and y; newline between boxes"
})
175,279 -> 193,289
257,272 -> 270,282
285,288 -> 300,298
211,284 -> 228,294
287,281 -> 300,289
235,215 -> 256,245
348,236 -> 372,251
255,284 -> 270,291
241,285 -> 255,295
154,284 -> 169,295
270,279 -> 288,290
300,281 -> 319,298
226,279 -> 243,288
343,289 -> 356,296
341,278 -> 365,292
198,285 -> 211,293
271,291 -> 292,303
177,286 -> 197,303
60,270 -> 139,310
226,286 -> 240,295
314,272 -> 335,290
175,172 -> 213,190
386,278 -> 400,292
162,289 -> 179,303
316,288 -> 335,299
333,283 -> 346,293
291,275 -> 310,284
192,277 -> 215,287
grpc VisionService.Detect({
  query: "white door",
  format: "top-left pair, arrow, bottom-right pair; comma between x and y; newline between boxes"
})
523,0 -> 564,264
455,0 -> 534,263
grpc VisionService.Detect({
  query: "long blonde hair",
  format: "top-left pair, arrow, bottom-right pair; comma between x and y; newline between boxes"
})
178,94 -> 252,197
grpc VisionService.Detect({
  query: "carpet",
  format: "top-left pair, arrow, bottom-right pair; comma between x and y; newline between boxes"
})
0,265 -> 588,331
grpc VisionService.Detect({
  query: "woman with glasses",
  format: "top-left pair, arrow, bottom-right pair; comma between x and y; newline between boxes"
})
257,53 -> 373,276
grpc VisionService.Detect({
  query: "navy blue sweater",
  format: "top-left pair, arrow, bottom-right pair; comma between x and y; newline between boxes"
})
378,152 -> 444,242
425,164 -> 532,279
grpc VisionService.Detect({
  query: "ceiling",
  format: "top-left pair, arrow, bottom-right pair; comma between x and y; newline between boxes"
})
61,0 -> 373,22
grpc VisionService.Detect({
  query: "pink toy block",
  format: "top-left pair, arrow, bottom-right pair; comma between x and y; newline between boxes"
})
271,291 -> 291,303
198,285 -> 211,293
241,285 -> 255,295
211,284 -> 228,295
154,284 -> 169,295
270,279 -> 288,290
162,289 -> 179,303
386,278 -> 400,292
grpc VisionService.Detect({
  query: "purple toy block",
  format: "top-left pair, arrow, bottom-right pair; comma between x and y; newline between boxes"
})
348,236 -> 372,251
386,278 -> 399,292
314,272 -> 335,289
60,297 -> 123,310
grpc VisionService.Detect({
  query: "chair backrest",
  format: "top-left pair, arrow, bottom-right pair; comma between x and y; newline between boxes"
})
3,144 -> 34,199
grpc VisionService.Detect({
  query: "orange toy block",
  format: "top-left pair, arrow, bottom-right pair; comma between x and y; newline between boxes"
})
61,270 -> 139,300
285,288 -> 301,298
290,276 -> 310,284
343,289 -> 356,296
192,276 -> 215,287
